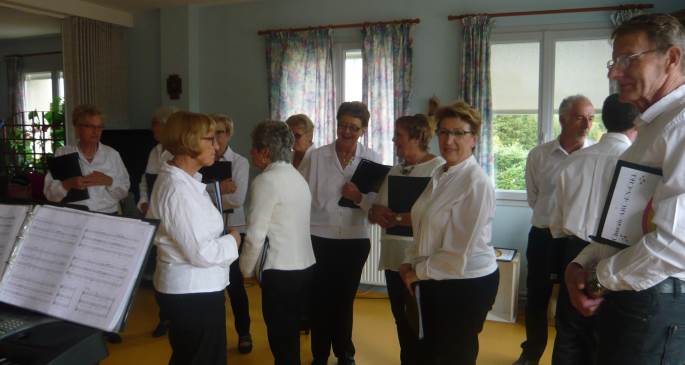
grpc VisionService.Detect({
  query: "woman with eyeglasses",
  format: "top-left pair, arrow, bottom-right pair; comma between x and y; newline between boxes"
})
368,114 -> 443,365
285,114 -> 315,170
400,102 -> 499,365
44,104 -> 130,214
299,101 -> 381,365
148,111 -> 240,365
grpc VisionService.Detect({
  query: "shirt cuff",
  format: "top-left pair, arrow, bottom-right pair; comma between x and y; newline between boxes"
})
414,259 -> 429,280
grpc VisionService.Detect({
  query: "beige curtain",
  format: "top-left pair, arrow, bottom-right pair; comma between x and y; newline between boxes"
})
62,16 -> 127,136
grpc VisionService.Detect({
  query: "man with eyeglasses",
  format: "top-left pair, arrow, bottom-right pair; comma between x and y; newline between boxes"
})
564,14 -> 685,365
514,95 -> 594,365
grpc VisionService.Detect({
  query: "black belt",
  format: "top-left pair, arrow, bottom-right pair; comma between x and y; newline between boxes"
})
655,277 -> 685,294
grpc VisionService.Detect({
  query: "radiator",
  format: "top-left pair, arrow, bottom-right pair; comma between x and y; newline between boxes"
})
360,224 -> 386,286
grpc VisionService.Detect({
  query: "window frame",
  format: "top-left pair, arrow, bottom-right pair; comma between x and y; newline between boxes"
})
490,25 -> 613,203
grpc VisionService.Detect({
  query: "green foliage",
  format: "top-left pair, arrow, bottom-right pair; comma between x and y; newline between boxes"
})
493,114 -> 536,190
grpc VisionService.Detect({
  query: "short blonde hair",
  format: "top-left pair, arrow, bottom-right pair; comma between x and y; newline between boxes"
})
162,111 -> 215,158
154,106 -> 179,125
72,104 -> 103,125
435,101 -> 482,137
395,114 -> 433,151
285,114 -> 314,133
210,114 -> 234,136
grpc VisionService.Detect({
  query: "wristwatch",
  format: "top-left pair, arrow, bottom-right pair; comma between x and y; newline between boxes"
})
585,271 -> 606,298
395,215 -> 402,222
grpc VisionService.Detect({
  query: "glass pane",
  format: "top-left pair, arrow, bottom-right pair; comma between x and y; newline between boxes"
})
553,39 -> 612,111
493,114 -> 537,190
24,72 -> 53,112
344,50 -> 362,102
491,42 -> 540,112
491,42 -> 540,190
58,71 -> 65,100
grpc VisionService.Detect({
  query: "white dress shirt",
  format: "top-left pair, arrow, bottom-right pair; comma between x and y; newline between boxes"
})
240,162 -> 316,277
376,156 -> 445,271
526,138 -> 593,228
550,133 -> 633,241
137,144 -> 173,210
300,142 -> 382,239
148,162 -> 239,294
44,143 -> 130,213
218,146 -> 249,233
581,83 -> 685,291
407,156 -> 498,280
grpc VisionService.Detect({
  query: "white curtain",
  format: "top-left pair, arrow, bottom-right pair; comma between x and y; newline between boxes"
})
62,16 -> 127,137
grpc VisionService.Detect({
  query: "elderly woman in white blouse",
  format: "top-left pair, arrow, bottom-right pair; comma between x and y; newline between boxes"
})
240,121 -> 315,365
285,114 -> 315,170
400,102 -> 499,365
148,111 -> 240,365
368,114 -> 443,365
299,102 -> 381,365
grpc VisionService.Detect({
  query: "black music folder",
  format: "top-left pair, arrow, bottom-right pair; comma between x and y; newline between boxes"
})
200,161 -> 232,183
387,176 -> 431,236
338,159 -> 391,209
47,153 -> 89,203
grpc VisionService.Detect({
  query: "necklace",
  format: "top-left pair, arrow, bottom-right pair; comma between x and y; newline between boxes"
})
400,154 -> 434,175
336,147 -> 356,168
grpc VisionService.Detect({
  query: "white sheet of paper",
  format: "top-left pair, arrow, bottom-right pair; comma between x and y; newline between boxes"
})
0,204 -> 30,275
599,165 -> 661,246
0,205 -> 155,332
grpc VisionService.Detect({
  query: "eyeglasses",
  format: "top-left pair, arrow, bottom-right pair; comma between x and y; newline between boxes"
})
77,123 -> 104,131
437,128 -> 473,138
606,49 -> 658,70
215,130 -> 227,135
337,123 -> 362,133
201,137 -> 217,144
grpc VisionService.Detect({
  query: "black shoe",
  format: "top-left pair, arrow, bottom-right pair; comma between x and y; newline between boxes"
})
152,321 -> 168,337
337,357 -> 356,365
512,355 -> 538,365
104,332 -> 123,344
238,334 -> 253,354
311,360 -> 327,365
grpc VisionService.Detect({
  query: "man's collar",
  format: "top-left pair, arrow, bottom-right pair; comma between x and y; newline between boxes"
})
638,83 -> 685,126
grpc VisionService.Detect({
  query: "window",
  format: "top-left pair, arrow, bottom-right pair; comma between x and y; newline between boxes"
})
344,49 -> 363,103
4,70 -> 65,175
491,29 -> 613,193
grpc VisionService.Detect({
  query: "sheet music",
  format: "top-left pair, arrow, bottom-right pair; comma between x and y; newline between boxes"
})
597,163 -> 661,247
0,205 -> 155,332
0,205 -> 30,275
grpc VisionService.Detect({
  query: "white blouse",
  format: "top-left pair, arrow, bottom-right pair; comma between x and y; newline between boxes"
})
218,146 -> 249,233
407,156 -> 498,280
44,143 -> 130,214
137,144 -> 173,210
240,162 -> 316,276
299,142 -> 382,239
148,162 -> 239,294
375,156 -> 445,271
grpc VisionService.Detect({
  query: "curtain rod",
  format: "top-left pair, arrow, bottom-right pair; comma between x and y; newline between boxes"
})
258,18 -> 420,36
448,4 -> 654,21
4,51 -> 62,58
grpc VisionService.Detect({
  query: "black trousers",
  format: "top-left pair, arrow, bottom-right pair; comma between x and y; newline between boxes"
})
419,269 -> 500,365
310,236 -> 370,362
521,226 -> 562,361
597,278 -> 685,365
262,267 -> 313,365
552,236 -> 597,365
226,235 -> 251,337
385,270 -> 420,365
156,290 -> 227,365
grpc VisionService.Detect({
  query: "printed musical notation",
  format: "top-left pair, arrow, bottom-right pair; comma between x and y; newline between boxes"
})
0,204 -> 156,332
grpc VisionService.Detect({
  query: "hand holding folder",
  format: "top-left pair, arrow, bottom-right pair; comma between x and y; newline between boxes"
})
338,159 -> 391,209
47,153 -> 89,203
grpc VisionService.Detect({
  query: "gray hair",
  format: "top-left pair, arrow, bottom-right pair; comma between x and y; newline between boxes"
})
558,95 -> 592,119
210,113 -> 234,135
154,106 -> 179,125
613,14 -> 685,73
251,121 -> 294,163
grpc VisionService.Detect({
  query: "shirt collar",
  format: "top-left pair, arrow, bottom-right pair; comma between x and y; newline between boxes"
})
552,137 -> 593,155
600,132 -> 632,146
219,146 -> 234,161
637,83 -> 685,126
439,155 -> 475,177
161,161 -> 206,194
263,161 -> 290,172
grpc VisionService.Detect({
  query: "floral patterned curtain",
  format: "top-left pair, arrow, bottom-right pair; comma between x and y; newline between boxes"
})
362,23 -> 413,165
459,15 -> 494,177
266,29 -> 336,147
6,56 -> 25,126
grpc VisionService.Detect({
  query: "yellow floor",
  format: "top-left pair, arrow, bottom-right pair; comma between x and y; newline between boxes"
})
103,284 -> 554,365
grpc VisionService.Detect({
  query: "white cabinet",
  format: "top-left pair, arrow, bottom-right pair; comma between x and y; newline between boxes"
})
486,252 -> 520,323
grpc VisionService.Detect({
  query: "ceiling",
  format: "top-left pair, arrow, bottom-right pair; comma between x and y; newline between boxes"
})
82,0 -> 244,12
0,6 -> 62,40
